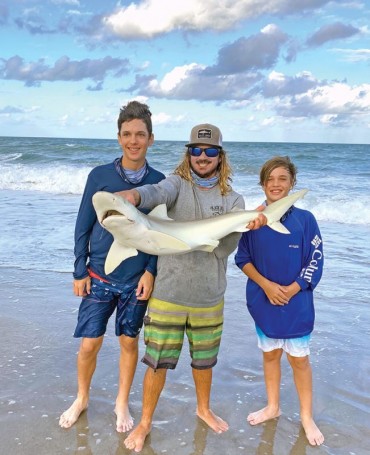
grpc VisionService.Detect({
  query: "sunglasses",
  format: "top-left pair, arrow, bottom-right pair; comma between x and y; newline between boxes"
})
188,146 -> 220,157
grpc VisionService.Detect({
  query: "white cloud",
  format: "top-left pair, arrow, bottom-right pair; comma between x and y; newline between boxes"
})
160,64 -> 201,92
333,48 -> 370,62
275,82 -> 370,126
103,0 -> 333,38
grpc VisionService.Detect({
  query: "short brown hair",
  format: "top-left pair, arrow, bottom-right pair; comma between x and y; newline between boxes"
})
259,156 -> 297,187
117,101 -> 152,135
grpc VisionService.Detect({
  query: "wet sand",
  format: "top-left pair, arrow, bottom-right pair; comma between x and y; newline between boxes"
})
1,262 -> 369,455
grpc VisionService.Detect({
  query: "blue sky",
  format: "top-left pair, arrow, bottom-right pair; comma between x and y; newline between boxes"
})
1,0 -> 369,143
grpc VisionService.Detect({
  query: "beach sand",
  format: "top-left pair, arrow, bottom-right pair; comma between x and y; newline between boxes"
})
1,265 -> 369,455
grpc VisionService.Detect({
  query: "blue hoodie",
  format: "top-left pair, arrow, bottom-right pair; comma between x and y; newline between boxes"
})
73,159 -> 165,285
235,206 -> 323,338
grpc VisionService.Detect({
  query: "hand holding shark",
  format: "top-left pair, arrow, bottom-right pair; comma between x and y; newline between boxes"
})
92,189 -> 308,274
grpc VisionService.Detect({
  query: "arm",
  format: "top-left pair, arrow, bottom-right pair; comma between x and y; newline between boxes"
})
279,213 -> 323,298
116,175 -> 180,210
136,270 -> 155,300
73,172 -> 99,281
295,213 -> 324,291
242,262 -> 289,305
235,232 -> 288,305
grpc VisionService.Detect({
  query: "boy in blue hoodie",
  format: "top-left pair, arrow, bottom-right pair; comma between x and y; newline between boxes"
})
235,156 -> 324,446
59,101 -> 165,433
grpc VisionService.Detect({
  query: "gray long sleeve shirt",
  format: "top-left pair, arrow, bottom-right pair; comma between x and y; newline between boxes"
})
137,175 -> 245,307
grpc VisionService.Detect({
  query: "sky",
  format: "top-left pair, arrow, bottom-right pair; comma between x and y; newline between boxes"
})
0,0 -> 370,144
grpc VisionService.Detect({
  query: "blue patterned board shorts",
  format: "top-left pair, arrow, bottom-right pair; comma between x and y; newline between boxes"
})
255,325 -> 311,357
74,277 -> 148,339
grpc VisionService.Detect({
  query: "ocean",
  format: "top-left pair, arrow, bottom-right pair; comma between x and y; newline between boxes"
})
1,136 -> 369,455
1,136 -> 369,274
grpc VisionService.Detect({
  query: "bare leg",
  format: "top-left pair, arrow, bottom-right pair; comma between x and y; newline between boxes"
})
287,354 -> 324,446
59,336 -> 103,429
124,367 -> 167,453
192,368 -> 229,433
115,334 -> 139,432
248,349 -> 282,425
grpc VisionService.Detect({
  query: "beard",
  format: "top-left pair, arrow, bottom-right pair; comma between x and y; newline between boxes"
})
190,161 -> 218,179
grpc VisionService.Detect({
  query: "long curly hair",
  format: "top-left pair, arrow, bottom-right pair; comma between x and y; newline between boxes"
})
173,148 -> 233,196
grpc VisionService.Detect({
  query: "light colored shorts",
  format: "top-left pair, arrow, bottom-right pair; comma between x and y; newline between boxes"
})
142,297 -> 224,370
256,325 -> 311,357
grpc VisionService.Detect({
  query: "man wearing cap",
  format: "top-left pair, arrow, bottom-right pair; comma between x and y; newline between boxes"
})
120,124 -> 266,452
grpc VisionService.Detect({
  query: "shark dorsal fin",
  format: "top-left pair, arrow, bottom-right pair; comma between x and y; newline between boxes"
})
148,204 -> 173,221
104,241 -> 138,274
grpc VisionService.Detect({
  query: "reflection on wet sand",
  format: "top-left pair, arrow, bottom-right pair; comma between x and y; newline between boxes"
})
1,263 -> 370,454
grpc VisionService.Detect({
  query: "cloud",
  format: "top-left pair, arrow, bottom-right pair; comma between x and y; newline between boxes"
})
14,16 -> 59,35
205,24 -> 289,75
274,82 -> 370,126
127,64 -> 262,101
256,71 -> 320,97
52,0 -> 80,5
127,59 -> 370,129
0,55 -> 130,87
0,4 -> 8,25
12,3 -> 87,36
306,22 -> 360,47
0,105 -> 40,115
332,48 -> 370,63
103,0 -> 333,39
125,24 -> 290,100
0,105 -> 25,114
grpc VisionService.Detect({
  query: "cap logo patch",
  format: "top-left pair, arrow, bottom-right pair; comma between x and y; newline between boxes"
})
197,128 -> 212,139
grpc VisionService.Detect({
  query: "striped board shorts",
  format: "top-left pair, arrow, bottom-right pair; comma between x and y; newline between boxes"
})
142,297 -> 224,370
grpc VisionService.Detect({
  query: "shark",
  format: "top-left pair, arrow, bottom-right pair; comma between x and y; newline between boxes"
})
92,189 -> 308,274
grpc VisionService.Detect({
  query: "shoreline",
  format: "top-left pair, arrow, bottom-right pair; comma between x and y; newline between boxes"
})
1,267 -> 369,454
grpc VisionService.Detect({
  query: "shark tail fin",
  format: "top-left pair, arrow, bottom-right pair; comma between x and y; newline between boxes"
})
263,189 -> 308,234
269,221 -> 290,234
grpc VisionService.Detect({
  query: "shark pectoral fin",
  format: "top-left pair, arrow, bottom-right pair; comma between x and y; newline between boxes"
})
269,221 -> 291,234
197,240 -> 219,253
146,231 -> 190,251
104,241 -> 138,274
148,204 -> 173,221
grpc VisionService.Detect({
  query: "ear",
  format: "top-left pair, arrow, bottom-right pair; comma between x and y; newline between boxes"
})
149,133 -> 154,146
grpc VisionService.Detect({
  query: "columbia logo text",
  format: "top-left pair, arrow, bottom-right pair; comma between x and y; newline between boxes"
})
302,248 -> 323,283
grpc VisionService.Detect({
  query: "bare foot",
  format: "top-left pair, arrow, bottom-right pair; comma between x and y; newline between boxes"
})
115,404 -> 134,433
302,416 -> 324,446
59,398 -> 88,429
196,408 -> 229,433
124,422 -> 151,453
247,406 -> 281,426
